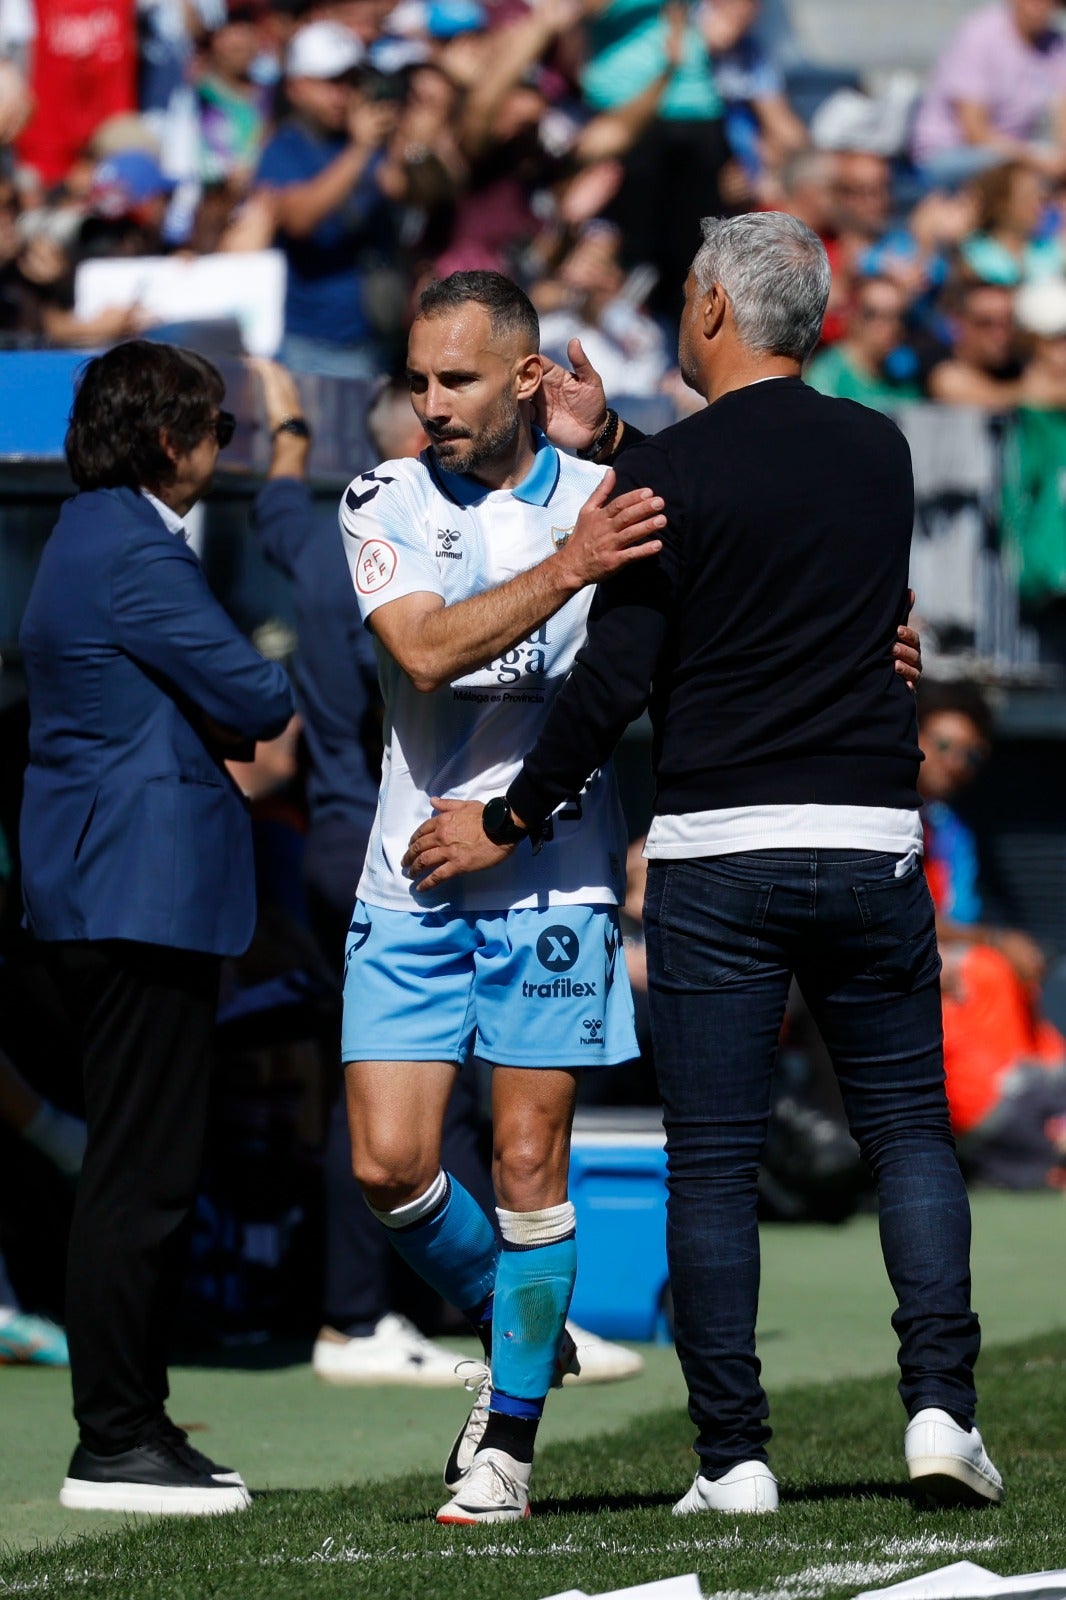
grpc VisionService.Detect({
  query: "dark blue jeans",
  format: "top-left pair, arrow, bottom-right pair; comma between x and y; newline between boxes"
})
644,849 -> 981,1477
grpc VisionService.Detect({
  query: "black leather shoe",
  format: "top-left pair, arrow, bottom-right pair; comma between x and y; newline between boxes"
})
157,1416 -> 245,1485
59,1436 -> 251,1515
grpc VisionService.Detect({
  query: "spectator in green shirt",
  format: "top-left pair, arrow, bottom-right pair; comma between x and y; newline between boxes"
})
806,275 -> 920,412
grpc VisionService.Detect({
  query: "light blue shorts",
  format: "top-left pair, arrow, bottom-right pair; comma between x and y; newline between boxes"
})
341,900 -> 638,1069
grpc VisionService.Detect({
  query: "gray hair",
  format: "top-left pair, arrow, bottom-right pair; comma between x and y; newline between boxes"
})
691,212 -> 831,364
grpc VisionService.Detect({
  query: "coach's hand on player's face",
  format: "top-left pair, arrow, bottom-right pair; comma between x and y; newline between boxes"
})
559,469 -> 665,588
403,798 -> 514,889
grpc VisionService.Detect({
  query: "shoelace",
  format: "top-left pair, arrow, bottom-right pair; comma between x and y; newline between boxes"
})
455,1358 -> 491,1398
464,1454 -> 523,1507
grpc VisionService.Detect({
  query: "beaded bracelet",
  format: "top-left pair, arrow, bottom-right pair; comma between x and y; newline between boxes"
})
576,407 -> 619,462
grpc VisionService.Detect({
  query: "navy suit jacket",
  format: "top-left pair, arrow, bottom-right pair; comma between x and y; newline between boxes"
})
19,486 -> 295,956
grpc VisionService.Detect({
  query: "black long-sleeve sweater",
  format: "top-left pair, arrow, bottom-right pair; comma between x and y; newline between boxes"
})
507,376 -> 922,829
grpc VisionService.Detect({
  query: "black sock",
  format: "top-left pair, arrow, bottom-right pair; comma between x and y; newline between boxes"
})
474,1316 -> 492,1359
478,1411 -> 539,1465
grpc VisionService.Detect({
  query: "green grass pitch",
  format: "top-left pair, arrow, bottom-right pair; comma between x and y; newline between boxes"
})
1,1330 -> 1063,1600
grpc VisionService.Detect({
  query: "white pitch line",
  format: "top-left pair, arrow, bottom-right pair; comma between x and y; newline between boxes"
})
0,1528 -> 1004,1593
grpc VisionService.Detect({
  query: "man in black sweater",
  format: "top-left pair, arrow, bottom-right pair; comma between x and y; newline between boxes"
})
403,212 -> 1003,1515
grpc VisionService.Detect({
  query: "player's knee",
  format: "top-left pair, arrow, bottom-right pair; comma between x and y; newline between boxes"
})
351,1148 -> 437,1212
494,1135 -> 567,1212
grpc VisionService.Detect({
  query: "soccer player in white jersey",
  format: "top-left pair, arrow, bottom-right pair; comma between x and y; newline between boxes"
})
338,271 -> 666,1524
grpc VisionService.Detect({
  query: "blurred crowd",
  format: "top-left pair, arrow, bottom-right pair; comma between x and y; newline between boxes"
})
3,0 -> 1066,403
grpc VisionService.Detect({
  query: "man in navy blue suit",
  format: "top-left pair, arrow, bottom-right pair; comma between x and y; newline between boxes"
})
19,341 -> 294,1515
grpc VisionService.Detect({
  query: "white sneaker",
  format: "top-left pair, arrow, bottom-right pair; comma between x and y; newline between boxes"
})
311,1314 -> 463,1387
673,1461 -> 779,1515
556,1320 -> 644,1385
905,1407 -> 1004,1505
443,1359 -> 492,1491
436,1448 -> 532,1524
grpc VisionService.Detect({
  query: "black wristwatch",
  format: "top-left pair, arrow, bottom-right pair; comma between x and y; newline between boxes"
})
482,796 -> 528,847
272,416 -> 311,440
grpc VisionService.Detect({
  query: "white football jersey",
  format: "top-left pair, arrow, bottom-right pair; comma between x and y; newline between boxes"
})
339,435 -> 628,913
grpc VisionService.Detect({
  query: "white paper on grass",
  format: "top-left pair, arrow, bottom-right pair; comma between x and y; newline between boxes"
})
74,250 -> 286,357
537,1577 -> 703,1600
597,1577 -> 704,1600
856,1562 -> 1066,1600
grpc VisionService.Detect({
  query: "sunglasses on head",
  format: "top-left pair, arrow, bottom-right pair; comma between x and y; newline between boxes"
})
214,410 -> 236,448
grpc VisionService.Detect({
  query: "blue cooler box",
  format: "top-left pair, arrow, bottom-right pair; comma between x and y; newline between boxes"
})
568,1111 -> 670,1342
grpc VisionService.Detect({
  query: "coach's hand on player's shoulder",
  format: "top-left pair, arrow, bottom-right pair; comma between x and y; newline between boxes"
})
403,798 -> 513,889
558,469 -> 665,588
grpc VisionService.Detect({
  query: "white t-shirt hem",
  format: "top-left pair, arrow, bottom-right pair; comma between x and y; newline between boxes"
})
644,804 -> 923,859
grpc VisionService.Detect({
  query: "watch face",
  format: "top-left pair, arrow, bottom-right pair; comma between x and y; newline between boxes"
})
483,796 -> 519,844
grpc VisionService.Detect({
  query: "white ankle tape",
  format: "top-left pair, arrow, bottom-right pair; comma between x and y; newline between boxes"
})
497,1201 -> 576,1247
370,1168 -> 448,1230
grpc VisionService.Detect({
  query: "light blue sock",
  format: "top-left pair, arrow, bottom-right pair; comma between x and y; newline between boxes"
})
491,1204 -> 577,1403
372,1171 -> 498,1319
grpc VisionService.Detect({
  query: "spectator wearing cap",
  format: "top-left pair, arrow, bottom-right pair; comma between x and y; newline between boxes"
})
912,0 -> 1066,188
82,150 -> 175,255
1016,275 -> 1066,405
1,150 -> 170,349
253,19 -> 405,377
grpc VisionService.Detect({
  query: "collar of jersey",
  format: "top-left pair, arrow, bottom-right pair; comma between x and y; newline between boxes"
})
428,426 -> 561,508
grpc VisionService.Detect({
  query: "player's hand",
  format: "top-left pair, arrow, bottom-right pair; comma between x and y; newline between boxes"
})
534,338 -> 610,451
403,798 -> 515,890
894,588 -> 922,691
557,470 -> 664,587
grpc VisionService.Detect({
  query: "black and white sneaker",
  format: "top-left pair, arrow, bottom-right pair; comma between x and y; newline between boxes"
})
59,1435 -> 252,1515
157,1418 -> 246,1487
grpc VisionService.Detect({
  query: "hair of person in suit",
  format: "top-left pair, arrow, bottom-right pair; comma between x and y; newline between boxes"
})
691,211 -> 832,364
65,340 -> 225,492
416,271 -> 540,353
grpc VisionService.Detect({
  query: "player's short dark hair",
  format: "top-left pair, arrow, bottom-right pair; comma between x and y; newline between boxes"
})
917,679 -> 994,742
65,340 -> 225,492
417,271 -> 540,351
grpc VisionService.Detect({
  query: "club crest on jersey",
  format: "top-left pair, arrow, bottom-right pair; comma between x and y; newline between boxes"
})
436,528 -> 463,561
551,525 -> 575,550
